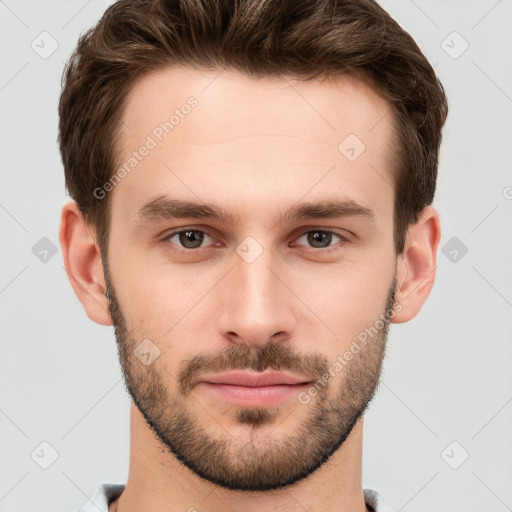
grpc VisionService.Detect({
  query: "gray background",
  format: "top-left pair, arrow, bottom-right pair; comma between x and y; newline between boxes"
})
1,1 -> 511,511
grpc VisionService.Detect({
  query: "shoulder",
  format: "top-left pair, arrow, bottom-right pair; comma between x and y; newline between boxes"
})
76,483 -> 126,512
363,488 -> 393,512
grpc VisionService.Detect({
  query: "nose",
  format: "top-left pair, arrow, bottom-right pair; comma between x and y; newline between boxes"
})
215,244 -> 297,349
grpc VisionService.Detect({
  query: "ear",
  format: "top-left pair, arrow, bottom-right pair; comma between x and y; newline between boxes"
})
59,200 -> 112,326
391,205 -> 441,324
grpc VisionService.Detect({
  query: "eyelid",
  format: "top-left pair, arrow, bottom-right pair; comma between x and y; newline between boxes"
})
292,226 -> 352,240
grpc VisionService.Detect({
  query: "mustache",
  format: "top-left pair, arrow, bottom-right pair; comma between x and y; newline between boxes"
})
178,340 -> 329,394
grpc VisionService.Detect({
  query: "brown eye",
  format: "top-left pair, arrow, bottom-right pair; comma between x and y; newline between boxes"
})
179,230 -> 204,249
294,230 -> 348,250
162,229 -> 214,250
307,230 -> 334,248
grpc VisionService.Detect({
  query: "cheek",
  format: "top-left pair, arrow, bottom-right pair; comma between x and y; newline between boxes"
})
296,261 -> 394,346
112,255 -> 217,346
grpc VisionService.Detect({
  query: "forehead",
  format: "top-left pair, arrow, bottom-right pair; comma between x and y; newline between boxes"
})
114,66 -> 395,226
120,66 -> 393,148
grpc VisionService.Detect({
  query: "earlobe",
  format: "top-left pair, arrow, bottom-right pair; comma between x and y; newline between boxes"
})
391,205 -> 441,324
59,200 -> 113,326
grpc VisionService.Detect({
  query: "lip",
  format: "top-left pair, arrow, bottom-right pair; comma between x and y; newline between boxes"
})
195,371 -> 313,407
197,370 -> 312,387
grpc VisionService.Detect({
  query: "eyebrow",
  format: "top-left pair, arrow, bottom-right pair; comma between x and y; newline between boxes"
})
135,195 -> 375,227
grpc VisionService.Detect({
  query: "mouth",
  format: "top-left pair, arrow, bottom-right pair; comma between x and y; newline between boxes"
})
195,370 -> 313,407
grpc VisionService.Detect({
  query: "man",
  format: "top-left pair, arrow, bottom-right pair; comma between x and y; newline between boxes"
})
58,0 -> 448,510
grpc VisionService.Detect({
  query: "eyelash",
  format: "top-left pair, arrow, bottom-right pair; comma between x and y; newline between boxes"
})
160,227 -> 350,254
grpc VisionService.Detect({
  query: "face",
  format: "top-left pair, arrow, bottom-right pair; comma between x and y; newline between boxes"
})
102,66 -> 400,491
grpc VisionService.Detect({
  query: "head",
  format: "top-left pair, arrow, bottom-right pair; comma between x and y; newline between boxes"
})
58,0 -> 447,492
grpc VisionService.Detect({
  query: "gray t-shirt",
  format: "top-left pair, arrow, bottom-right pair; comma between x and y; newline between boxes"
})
77,483 -> 393,511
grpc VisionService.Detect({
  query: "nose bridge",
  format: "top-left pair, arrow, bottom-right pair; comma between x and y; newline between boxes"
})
235,239 -> 283,319
238,247 -> 276,307
216,235 -> 295,346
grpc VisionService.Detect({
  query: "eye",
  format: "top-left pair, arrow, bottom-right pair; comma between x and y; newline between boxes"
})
160,227 -> 350,255
292,229 -> 349,250
161,228 -> 216,251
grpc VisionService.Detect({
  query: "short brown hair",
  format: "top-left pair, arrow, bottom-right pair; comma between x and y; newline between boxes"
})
58,0 -> 448,257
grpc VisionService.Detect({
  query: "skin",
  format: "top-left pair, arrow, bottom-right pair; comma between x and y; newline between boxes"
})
59,66 -> 441,512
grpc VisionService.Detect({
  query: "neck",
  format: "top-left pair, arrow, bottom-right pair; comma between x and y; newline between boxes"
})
110,403 -> 368,512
